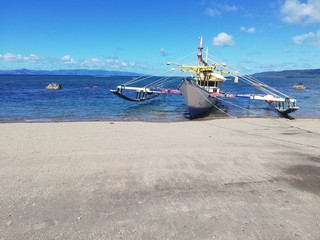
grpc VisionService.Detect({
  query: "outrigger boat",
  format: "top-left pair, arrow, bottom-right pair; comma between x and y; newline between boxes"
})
110,37 -> 299,119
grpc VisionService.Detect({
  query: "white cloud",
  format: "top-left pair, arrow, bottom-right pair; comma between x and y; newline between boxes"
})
204,3 -> 238,17
240,26 -> 256,33
205,8 -> 220,17
281,0 -> 320,25
61,55 -> 76,64
292,32 -> 315,44
292,31 -> 320,46
212,32 -> 235,46
222,4 -> 238,12
0,53 -> 39,62
26,54 -> 39,62
81,58 -> 104,67
104,57 -> 136,68
0,52 -> 150,73
59,55 -> 138,69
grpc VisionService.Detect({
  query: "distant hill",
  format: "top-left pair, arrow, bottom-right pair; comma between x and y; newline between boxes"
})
1,68 -> 320,78
252,69 -> 320,78
0,69 -> 141,76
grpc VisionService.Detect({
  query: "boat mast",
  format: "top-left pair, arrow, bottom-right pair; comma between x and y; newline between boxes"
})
197,36 -> 208,66
167,37 -> 229,85
197,36 -> 203,66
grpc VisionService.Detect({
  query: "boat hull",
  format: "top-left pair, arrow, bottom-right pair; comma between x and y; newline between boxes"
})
178,79 -> 217,118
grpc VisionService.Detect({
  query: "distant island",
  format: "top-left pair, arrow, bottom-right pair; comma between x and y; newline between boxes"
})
252,69 -> 320,78
0,69 -> 141,77
0,68 -> 319,78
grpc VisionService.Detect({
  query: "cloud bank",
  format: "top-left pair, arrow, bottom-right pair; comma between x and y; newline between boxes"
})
0,53 -> 39,62
281,0 -> 320,25
292,31 -> 320,46
0,53 -> 140,70
204,2 -> 238,17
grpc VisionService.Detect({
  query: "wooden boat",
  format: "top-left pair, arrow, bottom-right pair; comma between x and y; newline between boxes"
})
110,37 -> 299,119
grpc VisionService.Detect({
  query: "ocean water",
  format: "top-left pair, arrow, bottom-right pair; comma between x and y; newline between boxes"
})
0,75 -> 319,122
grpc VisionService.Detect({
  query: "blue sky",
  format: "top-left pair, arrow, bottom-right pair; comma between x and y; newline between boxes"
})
0,0 -> 319,74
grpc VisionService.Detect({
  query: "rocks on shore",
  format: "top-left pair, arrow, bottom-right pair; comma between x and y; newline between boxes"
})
45,83 -> 62,90
292,82 -> 305,90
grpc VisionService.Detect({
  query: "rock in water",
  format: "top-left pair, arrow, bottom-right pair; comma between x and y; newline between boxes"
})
292,82 -> 305,90
45,83 -> 62,90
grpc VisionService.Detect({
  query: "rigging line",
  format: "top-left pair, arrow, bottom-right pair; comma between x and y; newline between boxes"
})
144,76 -> 181,89
144,76 -> 171,87
144,50 -> 198,82
238,77 -> 289,99
202,87 -> 282,122
206,53 -> 290,97
209,90 -> 320,135
161,77 -> 183,86
122,76 -> 152,86
200,120 -> 320,149
208,95 -> 300,130
123,51 -> 197,86
238,75 -> 289,98
203,90 -> 293,130
211,88 -> 296,128
204,58 -> 281,97
167,77 -> 184,85
237,76 -> 282,97
210,59 -> 291,99
126,51 -> 199,87
208,62 -> 290,98
123,74 -> 166,87
122,73 -> 157,85
123,68 -> 173,86
171,50 -> 199,64
156,77 -> 178,88
123,60 -> 187,85
184,76 -> 297,129
181,55 -> 308,133
213,94 -> 271,117
153,76 -> 177,86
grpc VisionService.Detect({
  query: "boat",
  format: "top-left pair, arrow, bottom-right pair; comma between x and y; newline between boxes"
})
166,37 -> 235,118
110,37 -> 299,119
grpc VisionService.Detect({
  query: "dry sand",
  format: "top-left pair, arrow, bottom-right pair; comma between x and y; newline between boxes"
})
0,118 -> 320,239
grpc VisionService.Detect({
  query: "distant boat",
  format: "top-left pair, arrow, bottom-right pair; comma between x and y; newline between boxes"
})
110,36 -> 299,119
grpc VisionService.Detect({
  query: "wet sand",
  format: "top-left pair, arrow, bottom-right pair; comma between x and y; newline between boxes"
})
1,118 -> 320,239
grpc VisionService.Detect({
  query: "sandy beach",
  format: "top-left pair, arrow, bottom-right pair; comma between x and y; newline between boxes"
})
1,118 -> 320,239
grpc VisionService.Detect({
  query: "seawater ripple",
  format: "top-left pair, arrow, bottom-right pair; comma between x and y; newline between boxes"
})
0,75 -> 319,122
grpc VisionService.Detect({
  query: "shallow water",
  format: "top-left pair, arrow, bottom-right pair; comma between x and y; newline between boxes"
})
0,75 -> 319,122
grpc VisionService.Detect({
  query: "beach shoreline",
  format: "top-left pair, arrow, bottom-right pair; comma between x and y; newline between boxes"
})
1,115 -> 320,124
1,118 -> 320,239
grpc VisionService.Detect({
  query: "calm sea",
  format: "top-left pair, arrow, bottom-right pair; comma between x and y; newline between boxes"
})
0,75 -> 319,122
